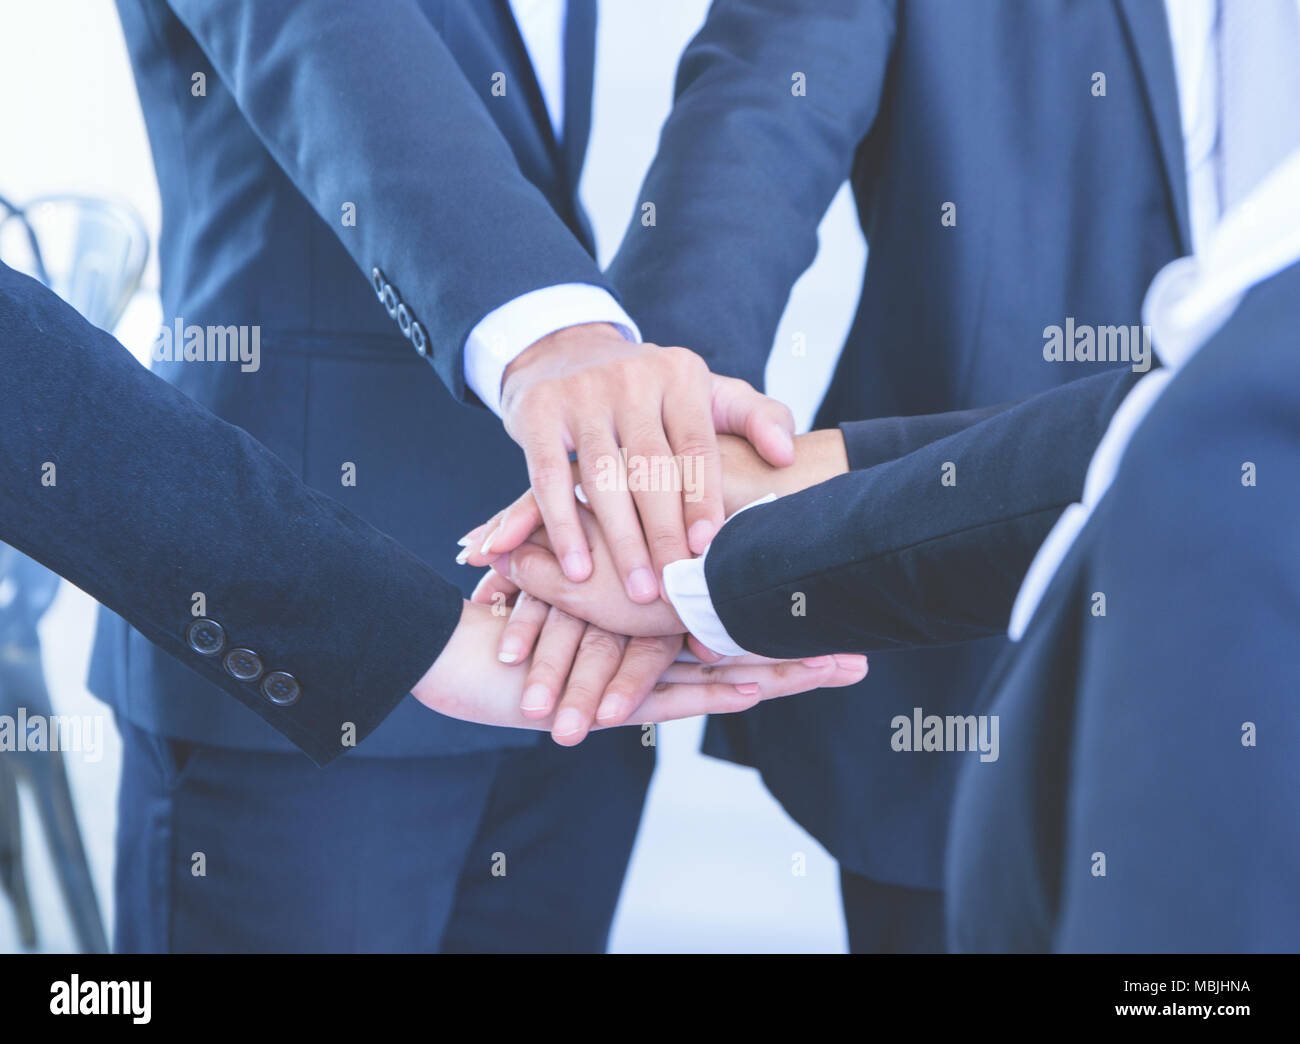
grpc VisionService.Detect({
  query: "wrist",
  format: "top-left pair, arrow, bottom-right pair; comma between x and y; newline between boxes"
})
412,600 -> 505,711
500,322 -> 626,403
720,428 -> 848,515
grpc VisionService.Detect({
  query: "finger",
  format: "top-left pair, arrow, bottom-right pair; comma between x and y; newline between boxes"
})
470,569 -> 519,609
620,416 -> 694,585
659,655 -> 868,697
519,606 -> 587,719
462,490 -> 545,567
713,376 -> 796,468
574,420 -> 659,604
552,626 -> 627,745
618,682 -> 763,726
595,634 -> 683,727
520,429 -> 592,582
685,633 -> 726,663
497,590 -> 549,665
663,355 -> 725,555
490,542 -> 572,609
457,516 -> 497,564
496,539 -> 683,636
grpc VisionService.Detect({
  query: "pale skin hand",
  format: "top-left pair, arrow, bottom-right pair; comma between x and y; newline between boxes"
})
492,322 -> 797,603
458,427 -> 852,641
412,601 -> 868,745
461,427 -> 850,570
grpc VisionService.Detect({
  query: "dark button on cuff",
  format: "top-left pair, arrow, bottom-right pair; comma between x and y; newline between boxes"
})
410,320 -> 429,357
370,266 -> 386,300
383,284 -> 399,318
223,647 -> 264,682
186,618 -> 226,656
396,302 -> 413,338
261,671 -> 301,707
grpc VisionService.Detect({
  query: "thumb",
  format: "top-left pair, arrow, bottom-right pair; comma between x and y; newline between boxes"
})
712,375 -> 796,467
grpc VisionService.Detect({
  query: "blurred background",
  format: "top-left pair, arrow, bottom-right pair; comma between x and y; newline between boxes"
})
0,0 -> 865,952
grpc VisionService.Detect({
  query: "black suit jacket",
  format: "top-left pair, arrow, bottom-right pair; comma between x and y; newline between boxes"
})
607,0 -> 1186,886
0,263 -> 461,766
700,260 -> 1300,950
97,0 -> 609,756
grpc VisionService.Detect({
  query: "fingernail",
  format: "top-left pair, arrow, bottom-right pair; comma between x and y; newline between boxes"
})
480,523 -> 504,557
498,639 -> 522,664
834,654 -> 868,674
521,684 -> 550,712
574,482 -> 589,505
800,656 -> 833,668
735,683 -> 760,696
627,567 -> 658,601
456,534 -> 474,547
562,551 -> 591,581
455,546 -> 471,565
553,707 -> 584,736
688,520 -> 716,554
774,428 -> 795,458
596,693 -> 624,723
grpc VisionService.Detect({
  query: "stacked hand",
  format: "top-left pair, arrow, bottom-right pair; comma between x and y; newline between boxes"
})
419,327 -> 860,743
449,411 -> 859,743
410,599 -> 866,744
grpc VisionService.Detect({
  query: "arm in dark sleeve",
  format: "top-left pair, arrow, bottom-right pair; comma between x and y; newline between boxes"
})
157,0 -> 610,403
838,401 -> 1017,471
0,264 -> 463,765
607,0 -> 897,387
703,367 -> 1140,657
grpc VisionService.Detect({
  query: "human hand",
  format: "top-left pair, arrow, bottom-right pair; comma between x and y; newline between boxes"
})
488,511 -> 684,638
412,601 -> 867,744
496,322 -> 796,600
458,428 -> 849,568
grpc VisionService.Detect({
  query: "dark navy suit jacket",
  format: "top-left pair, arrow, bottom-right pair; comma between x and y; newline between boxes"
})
609,0 -> 1190,888
1,263 -> 462,766
698,259 -> 1300,950
94,0 -> 608,756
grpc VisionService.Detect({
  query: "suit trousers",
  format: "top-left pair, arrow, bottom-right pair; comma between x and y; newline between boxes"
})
112,716 -> 654,953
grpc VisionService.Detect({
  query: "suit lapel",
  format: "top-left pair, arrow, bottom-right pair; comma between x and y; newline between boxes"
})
1113,0 -> 1194,254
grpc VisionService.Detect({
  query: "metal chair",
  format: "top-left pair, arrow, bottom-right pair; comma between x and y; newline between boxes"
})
0,193 -> 149,953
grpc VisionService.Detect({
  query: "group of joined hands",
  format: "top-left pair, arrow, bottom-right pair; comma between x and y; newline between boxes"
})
407,322 -> 868,742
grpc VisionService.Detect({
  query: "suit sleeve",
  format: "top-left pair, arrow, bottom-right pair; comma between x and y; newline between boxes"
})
838,402 -> 1016,471
0,265 -> 464,766
161,0 -> 610,404
607,0 -> 898,386
702,367 -> 1140,657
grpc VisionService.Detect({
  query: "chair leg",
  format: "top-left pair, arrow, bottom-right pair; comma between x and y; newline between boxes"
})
0,759 -> 38,949
30,749 -> 110,953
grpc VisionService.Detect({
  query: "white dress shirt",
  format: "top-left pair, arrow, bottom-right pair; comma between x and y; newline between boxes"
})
464,0 -> 639,416
666,1 -> 1300,655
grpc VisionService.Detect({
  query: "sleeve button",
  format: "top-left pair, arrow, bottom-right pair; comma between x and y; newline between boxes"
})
186,618 -> 226,656
410,320 -> 429,357
261,671 -> 301,706
223,647 -> 264,682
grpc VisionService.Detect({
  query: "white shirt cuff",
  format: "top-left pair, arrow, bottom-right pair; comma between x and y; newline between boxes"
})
662,495 -> 778,658
463,283 -> 641,415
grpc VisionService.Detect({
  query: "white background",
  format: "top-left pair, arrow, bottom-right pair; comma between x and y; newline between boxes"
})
0,0 -> 866,953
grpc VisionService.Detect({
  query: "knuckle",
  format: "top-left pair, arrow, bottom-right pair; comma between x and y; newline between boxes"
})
546,605 -> 580,628
647,527 -> 686,563
526,662 -> 563,690
527,460 -> 570,494
578,629 -> 623,660
610,533 -> 649,566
